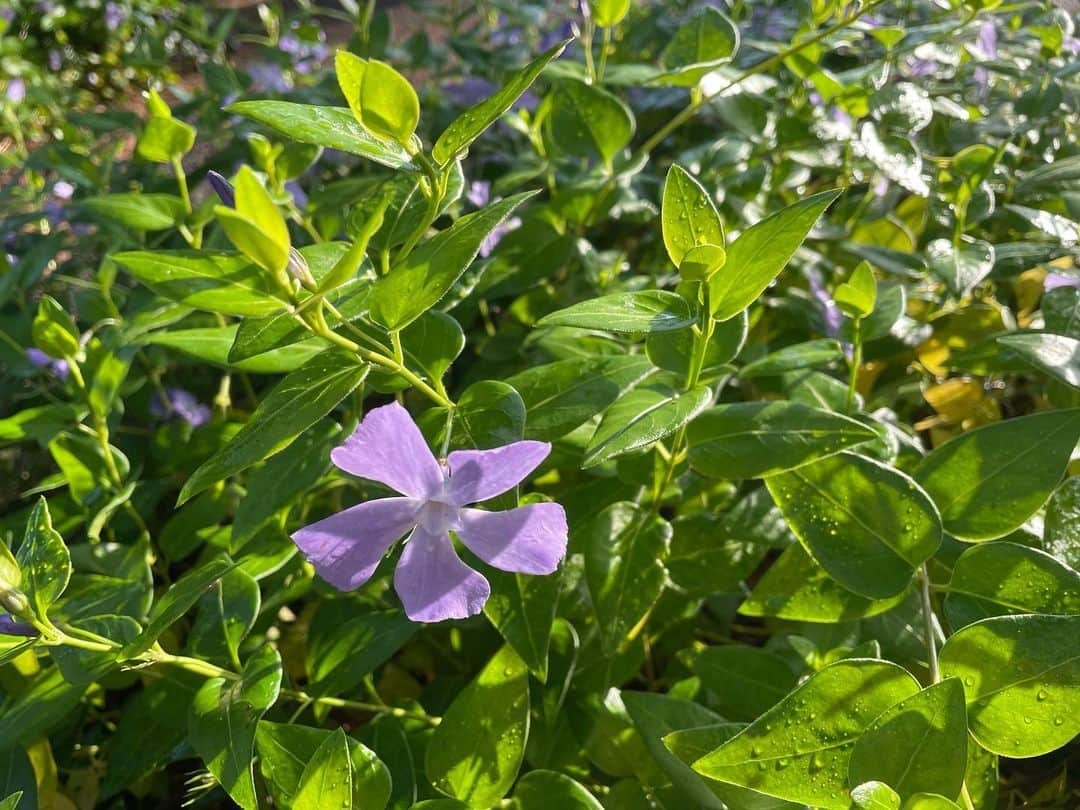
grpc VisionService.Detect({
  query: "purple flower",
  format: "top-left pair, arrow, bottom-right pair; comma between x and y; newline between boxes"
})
1045,272 -> 1080,291
976,21 -> 997,59
480,217 -> 520,258
0,614 -> 35,637
466,180 -> 491,208
53,181 -> 74,200
442,76 -> 497,108
286,180 -> 308,210
539,20 -> 574,51
292,402 -> 568,623
105,2 -> 127,30
152,388 -> 211,427
207,171 -> 236,207
807,269 -> 842,337
48,50 -> 62,71
904,57 -> 938,78
247,63 -> 290,93
26,348 -> 70,380
6,79 -> 25,104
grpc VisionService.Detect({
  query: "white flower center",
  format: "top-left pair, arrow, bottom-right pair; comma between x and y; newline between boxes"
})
415,494 -> 461,535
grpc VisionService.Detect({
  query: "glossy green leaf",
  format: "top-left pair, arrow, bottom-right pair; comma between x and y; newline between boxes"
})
0,747 -> 36,810
32,295 -> 79,359
122,557 -> 236,657
15,497 -> 71,619
589,0 -> 630,27
766,453 -> 942,598
835,262 -> 877,318
484,567 -> 560,683
81,193 -> 185,230
53,614 -> 140,686
848,679 -> 968,801
306,605 -> 416,699
179,349 -> 368,504
336,51 -> 419,147
256,721 -> 391,810
1043,476 -> 1080,569
187,567 -> 260,666
689,402 -> 876,479
658,7 -> 740,86
647,310 -> 746,379
547,79 -> 634,166
293,729 -> 355,810
693,646 -> 799,722
926,239 -> 994,296
739,339 -> 844,378
914,410 -> 1080,541
141,326 -> 324,374
709,190 -> 840,321
851,781 -> 901,810
740,544 -> 912,623
426,645 -> 529,807
939,614 -> 1080,757
188,646 -> 282,810
692,660 -> 921,809
433,40 -> 569,165
113,250 -> 287,317
511,769 -> 602,809
945,542 -> 1080,629
997,333 -> 1080,389
370,191 -> 535,330
583,502 -> 671,654
136,114 -> 195,162
508,355 -> 653,441
584,382 -> 712,468
0,666 -> 86,746
538,291 -> 695,333
662,165 -> 724,269
1043,285 -> 1080,339
227,101 -> 414,169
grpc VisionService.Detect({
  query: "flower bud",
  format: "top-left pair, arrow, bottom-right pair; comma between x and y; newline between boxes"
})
207,170 -> 236,208
1,586 -> 29,618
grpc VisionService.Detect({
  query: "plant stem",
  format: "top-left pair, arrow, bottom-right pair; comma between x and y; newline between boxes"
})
283,689 -> 440,726
918,565 -> 940,684
845,317 -> 862,413
597,25 -> 612,82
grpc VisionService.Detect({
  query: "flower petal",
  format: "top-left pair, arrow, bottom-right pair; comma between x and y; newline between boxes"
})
447,441 -> 551,504
292,497 -> 418,591
457,503 -> 567,575
331,401 -> 444,498
393,526 -> 490,622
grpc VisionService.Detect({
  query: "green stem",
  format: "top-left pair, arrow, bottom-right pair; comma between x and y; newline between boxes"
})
918,566 -> 940,684
283,689 -> 440,727
845,317 -> 862,413
597,25 -> 612,82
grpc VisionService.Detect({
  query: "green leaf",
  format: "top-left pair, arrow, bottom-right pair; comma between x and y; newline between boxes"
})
692,660 -> 921,809
709,190 -> 840,321
52,614 -> 140,686
370,192 -> 536,330
484,567 -> 560,683
217,166 -> 291,276
187,567 -> 260,667
113,250 -> 287,317
662,165 -> 725,269
122,557 -> 236,658
621,691 -> 726,809
740,544 -> 912,623
584,382 -> 711,468
507,356 -> 653,442
914,410 -> 1080,541
1044,477 -> 1080,569
32,295 -> 79,359
256,721 -> 391,810
178,349 -> 369,504
997,333 -> 1080,389
939,614 -> 1080,757
15,497 -> 71,619
945,542 -> 1080,629
693,646 -> 799,722
0,404 -> 85,443
0,747 -> 36,810
188,646 -> 283,810
1043,285 -> 1080,339
336,51 -> 420,147
48,432 -> 129,505
547,79 -> 634,167
511,769 -> 603,809
142,326 -> 325,374
904,794 -> 961,809
227,101 -> 414,169
426,645 -> 530,807
584,502 -> 671,654
835,262 -> 877,318
434,379 -> 527,453
848,679 -> 968,802
538,291 -> 695,333
739,339 -> 844,378
688,402 -> 876,479
647,311 -> 746,379
926,239 -> 995,296
0,667 -> 86,747
136,115 -> 195,163
81,193 -> 185,230
658,7 -> 739,86
293,729 -> 355,810
306,606 -> 416,699
851,782 -> 901,810
589,0 -> 630,27
433,40 -> 570,166
766,453 -> 942,598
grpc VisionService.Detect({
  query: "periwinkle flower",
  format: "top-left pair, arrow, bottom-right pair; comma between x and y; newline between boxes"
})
442,76 -> 497,108
807,269 -> 842,337
479,217 -> 520,258
53,181 -> 74,200
26,348 -> 70,381
1045,272 -> 1080,291
104,2 -> 127,30
466,180 -> 491,208
207,170 -> 236,207
151,387 -> 211,427
0,614 -> 36,637
292,402 -> 568,623
6,79 -> 25,104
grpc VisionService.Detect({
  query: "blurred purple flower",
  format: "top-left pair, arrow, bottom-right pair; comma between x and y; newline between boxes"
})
26,348 -> 70,381
151,388 -> 211,427
280,31 -> 328,75
105,2 -> 127,30
466,180 -> 491,208
6,79 -> 25,104
1045,272 -> 1080,291
539,20 -> 574,50
286,180 -> 308,210
491,14 -> 524,47
904,57 -> 938,78
248,63 -> 290,93
480,217 -> 520,258
53,181 -> 74,200
976,20 -> 997,58
292,402 -> 567,623
443,76 -> 496,107
872,175 -> 890,197
807,269 -> 842,337
48,50 -> 62,71
0,615 -> 36,637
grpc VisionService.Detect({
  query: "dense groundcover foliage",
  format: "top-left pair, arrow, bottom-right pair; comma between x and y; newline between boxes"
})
2,0 -> 1080,807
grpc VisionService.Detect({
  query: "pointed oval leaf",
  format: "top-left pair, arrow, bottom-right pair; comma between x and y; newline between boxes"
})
15,497 -> 71,619
662,165 -> 725,269
537,291 -> 695,333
